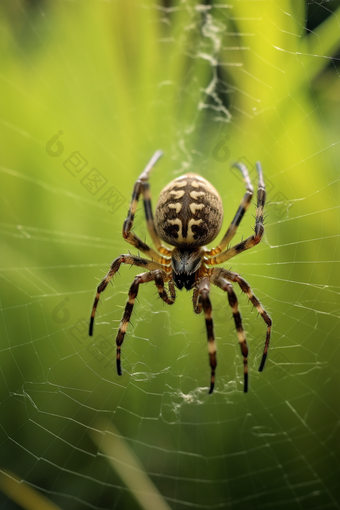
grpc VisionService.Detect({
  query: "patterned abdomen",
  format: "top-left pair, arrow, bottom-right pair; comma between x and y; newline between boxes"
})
154,173 -> 223,248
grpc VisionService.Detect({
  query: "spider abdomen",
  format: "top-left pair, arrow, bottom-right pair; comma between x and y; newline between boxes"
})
154,173 -> 223,248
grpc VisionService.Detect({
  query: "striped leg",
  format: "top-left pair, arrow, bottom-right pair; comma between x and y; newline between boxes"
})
211,273 -> 249,392
205,162 -> 254,257
89,255 -> 166,336
212,267 -> 272,372
198,277 -> 217,394
142,180 -> 172,256
155,272 -> 176,305
123,151 -> 172,262
206,162 -> 266,265
116,270 -> 175,375
192,287 -> 203,315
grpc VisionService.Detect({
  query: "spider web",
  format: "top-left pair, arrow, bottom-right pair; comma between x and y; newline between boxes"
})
0,1 -> 340,509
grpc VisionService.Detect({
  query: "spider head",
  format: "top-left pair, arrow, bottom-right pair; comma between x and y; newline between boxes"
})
171,248 -> 202,290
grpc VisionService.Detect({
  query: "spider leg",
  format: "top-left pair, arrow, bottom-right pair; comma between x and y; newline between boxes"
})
206,162 -> 266,265
197,277 -> 217,394
192,286 -> 203,315
154,271 -> 176,305
138,154 -> 173,256
116,270 -> 175,375
212,267 -> 272,372
205,162 -> 253,257
89,254 -> 167,336
211,273 -> 249,392
123,151 -> 173,262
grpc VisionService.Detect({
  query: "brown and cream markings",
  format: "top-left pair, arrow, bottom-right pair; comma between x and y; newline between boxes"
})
154,173 -> 223,247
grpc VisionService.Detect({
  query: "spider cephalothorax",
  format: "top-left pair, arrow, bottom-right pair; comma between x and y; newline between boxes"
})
89,151 -> 272,393
171,247 -> 203,290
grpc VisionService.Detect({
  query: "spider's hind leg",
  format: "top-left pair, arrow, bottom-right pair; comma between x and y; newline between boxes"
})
197,277 -> 217,394
116,270 -> 175,376
211,272 -> 249,392
212,267 -> 272,374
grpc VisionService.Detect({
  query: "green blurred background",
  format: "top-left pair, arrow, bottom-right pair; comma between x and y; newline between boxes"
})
1,0 -> 340,509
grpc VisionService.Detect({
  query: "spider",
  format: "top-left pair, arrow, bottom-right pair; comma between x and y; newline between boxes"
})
89,151 -> 272,393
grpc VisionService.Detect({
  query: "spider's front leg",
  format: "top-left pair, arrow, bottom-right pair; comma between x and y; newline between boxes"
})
212,267 -> 272,372
205,161 -> 254,257
123,151 -> 173,263
206,162 -> 266,266
116,270 -> 175,375
89,255 -> 168,336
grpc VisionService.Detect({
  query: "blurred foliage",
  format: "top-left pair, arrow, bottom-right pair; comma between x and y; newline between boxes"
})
0,1 -> 340,509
